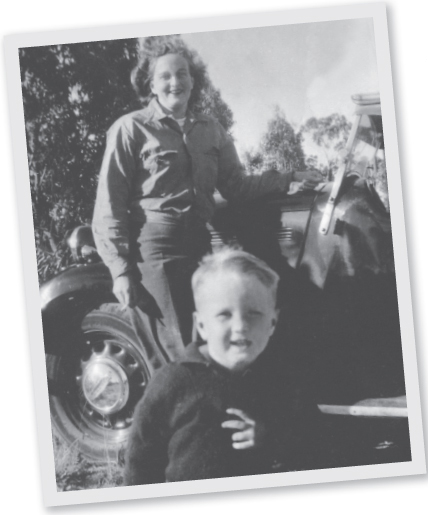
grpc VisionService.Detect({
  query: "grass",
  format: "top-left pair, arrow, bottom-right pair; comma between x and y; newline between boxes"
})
52,432 -> 124,491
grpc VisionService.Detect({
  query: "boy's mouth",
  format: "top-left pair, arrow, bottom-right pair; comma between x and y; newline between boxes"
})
229,339 -> 252,349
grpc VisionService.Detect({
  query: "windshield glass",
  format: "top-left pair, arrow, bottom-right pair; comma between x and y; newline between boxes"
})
347,114 -> 389,210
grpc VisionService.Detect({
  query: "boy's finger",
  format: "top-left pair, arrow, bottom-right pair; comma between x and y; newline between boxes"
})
225,408 -> 252,422
231,430 -> 252,442
221,420 -> 246,430
232,440 -> 254,450
225,408 -> 245,417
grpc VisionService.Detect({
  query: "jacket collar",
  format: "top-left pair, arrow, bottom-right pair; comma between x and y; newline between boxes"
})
177,341 -> 210,365
145,97 -> 207,129
177,342 -> 256,377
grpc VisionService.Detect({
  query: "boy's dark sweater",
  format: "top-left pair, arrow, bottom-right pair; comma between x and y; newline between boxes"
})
124,342 -> 321,485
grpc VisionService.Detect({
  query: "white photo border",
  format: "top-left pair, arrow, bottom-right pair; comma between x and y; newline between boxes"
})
4,1 -> 426,507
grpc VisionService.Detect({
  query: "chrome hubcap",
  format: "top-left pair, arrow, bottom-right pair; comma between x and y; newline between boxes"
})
82,357 -> 129,415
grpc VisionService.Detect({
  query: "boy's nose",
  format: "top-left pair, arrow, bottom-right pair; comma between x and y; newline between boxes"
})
231,314 -> 248,335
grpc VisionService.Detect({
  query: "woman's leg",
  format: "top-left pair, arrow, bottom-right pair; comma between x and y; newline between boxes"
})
131,219 -> 210,361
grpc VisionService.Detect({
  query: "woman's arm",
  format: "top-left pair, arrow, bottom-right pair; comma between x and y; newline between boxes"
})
93,118 -> 147,307
215,122 -> 321,200
92,118 -> 138,281
216,128 -> 291,200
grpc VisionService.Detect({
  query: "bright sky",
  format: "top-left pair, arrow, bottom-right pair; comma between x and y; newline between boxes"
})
182,19 -> 379,157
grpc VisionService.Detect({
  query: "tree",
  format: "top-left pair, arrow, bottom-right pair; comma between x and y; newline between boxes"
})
242,149 -> 265,176
304,154 -> 320,170
19,37 -> 235,282
20,40 -> 141,281
259,106 -> 306,174
195,80 -> 234,135
301,114 -> 352,181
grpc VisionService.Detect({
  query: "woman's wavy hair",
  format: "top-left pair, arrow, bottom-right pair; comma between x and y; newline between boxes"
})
131,35 -> 208,108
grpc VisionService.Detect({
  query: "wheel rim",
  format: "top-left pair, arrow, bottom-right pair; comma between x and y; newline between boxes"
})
59,328 -> 150,452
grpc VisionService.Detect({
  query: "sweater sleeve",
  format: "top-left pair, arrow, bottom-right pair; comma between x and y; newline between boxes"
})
123,369 -> 171,485
123,363 -> 218,485
215,122 -> 293,201
92,118 -> 139,281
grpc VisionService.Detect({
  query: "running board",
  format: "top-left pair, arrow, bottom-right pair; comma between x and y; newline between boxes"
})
318,396 -> 407,418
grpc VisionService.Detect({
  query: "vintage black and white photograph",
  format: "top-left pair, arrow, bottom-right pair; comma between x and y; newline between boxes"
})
4,2 -> 426,508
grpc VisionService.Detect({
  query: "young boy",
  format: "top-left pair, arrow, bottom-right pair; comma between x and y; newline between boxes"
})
124,248 -> 319,485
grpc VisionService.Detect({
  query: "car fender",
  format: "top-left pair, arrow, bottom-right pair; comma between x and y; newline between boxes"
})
298,176 -> 394,289
41,262 -> 116,355
291,176 -> 403,404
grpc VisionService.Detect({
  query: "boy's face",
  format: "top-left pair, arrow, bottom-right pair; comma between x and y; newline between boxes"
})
194,271 -> 278,372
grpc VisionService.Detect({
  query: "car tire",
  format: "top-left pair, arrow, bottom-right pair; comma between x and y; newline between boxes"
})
46,303 -> 166,462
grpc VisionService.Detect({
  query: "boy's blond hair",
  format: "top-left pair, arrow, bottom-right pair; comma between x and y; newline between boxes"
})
192,247 -> 280,304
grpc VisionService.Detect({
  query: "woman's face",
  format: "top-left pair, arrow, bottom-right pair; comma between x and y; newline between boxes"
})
150,53 -> 194,117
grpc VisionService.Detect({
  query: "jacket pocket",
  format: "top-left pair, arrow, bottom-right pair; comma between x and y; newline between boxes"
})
193,147 -> 219,192
141,149 -> 178,175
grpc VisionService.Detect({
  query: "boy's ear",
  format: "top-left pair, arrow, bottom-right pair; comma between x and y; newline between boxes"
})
269,308 -> 280,336
193,312 -> 207,341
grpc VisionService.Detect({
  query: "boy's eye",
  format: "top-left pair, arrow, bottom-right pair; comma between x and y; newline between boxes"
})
217,311 -> 231,320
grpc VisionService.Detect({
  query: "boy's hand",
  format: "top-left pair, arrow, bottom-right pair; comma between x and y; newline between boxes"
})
221,408 -> 266,450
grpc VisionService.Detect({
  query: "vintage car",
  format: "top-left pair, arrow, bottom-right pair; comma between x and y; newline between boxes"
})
41,93 -> 410,466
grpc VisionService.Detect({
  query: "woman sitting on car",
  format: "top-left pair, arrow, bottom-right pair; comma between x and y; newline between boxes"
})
92,35 -> 322,360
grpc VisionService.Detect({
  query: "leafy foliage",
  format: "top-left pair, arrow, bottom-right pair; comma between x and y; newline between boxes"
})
301,114 -> 352,180
261,106 -> 306,173
304,154 -> 320,171
195,80 -> 234,135
53,433 -> 123,491
242,149 -> 265,176
242,106 -> 305,176
20,40 -> 141,282
19,37 -> 235,283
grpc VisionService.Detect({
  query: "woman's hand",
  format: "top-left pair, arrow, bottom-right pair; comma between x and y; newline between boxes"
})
221,408 -> 266,450
113,274 -> 141,309
293,170 -> 323,190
